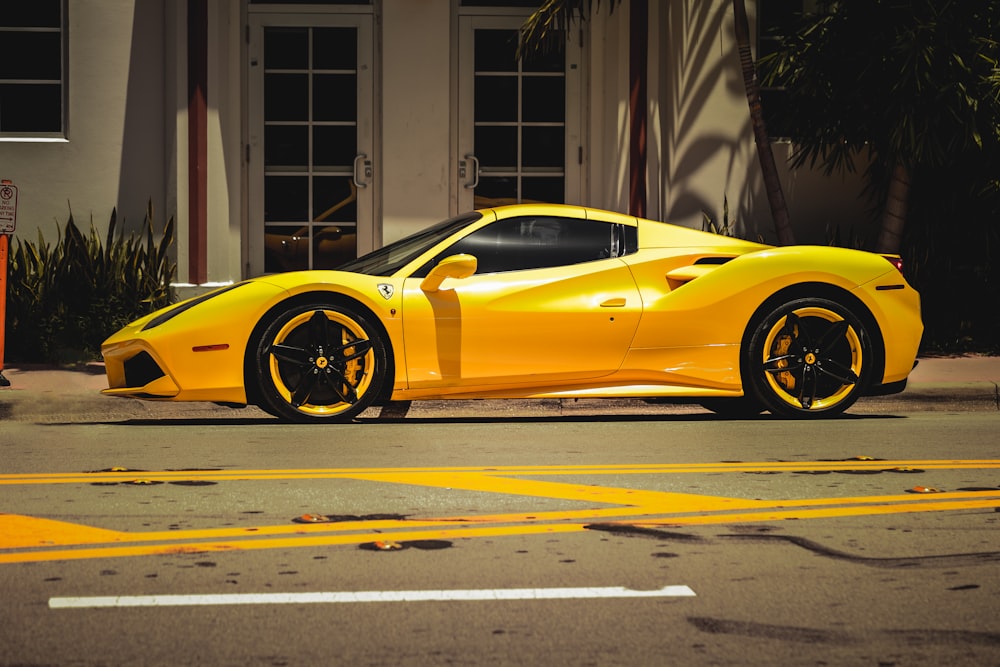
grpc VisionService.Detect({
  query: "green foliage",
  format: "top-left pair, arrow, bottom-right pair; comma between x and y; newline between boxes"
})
759,0 -> 1000,178
4,202 -> 176,364
900,154 -> 1000,355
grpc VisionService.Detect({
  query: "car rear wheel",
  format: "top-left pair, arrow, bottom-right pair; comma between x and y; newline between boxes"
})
745,297 -> 872,419
255,301 -> 387,423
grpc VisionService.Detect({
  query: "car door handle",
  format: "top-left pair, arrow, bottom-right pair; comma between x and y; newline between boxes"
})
600,298 -> 627,307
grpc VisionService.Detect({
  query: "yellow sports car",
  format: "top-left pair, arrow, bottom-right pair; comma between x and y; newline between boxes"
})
101,204 -> 922,421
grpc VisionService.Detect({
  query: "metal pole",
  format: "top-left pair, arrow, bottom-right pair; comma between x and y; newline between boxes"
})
0,233 -> 9,386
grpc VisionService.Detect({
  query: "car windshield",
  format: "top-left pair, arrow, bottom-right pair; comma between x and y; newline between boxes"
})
336,212 -> 483,277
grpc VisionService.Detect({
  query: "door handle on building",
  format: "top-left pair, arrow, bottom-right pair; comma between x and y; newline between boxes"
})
353,154 -> 372,188
462,154 -> 479,189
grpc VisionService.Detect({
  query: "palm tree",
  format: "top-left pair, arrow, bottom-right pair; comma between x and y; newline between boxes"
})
520,0 -> 796,245
759,0 -> 1000,254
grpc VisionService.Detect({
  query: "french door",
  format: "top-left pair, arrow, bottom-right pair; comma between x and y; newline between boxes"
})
247,13 -> 375,275
457,15 -> 582,211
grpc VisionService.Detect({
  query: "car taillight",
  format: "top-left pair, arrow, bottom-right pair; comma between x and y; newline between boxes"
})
882,255 -> 904,274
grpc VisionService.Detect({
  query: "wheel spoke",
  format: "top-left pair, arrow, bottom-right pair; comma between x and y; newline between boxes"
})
764,354 -> 801,374
333,338 -> 372,364
269,343 -> 311,367
291,369 -> 319,408
817,358 -> 859,386
307,310 -> 332,349
797,366 -> 817,409
320,370 -> 359,404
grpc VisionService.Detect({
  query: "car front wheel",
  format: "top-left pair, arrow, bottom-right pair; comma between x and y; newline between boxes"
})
745,297 -> 872,419
255,301 -> 387,423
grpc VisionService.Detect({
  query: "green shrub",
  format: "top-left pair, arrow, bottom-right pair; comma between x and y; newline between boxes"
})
4,202 -> 175,364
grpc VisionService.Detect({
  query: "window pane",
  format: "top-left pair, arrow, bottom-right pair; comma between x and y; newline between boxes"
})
522,126 -> 563,168
522,177 -> 564,204
0,83 -> 61,132
475,177 -> 517,207
475,75 -> 517,122
265,125 -> 308,168
313,125 -> 357,168
313,73 -> 356,122
521,45 -> 564,74
265,176 -> 308,222
522,76 -> 564,122
265,28 -> 308,69
314,224 -> 357,269
265,225 -> 309,273
0,33 -> 61,80
475,126 -> 517,169
265,74 -> 308,121
1,3 -> 60,28
475,29 -> 517,72
313,27 -> 356,70
313,176 -> 358,223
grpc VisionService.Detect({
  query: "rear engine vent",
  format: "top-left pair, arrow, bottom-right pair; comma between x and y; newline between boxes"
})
124,351 -> 166,388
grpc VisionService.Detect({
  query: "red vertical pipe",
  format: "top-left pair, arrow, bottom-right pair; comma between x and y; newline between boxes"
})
628,0 -> 648,218
187,0 -> 208,284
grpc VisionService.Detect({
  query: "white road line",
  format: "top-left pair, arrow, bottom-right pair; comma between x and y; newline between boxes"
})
49,585 -> 695,608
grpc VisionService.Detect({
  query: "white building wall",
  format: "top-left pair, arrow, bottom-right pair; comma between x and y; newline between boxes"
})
381,0 -> 452,245
0,0 -> 166,238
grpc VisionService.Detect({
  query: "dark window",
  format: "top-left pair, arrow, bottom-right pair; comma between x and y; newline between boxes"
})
415,216 -> 635,277
0,1 -> 64,136
757,0 -> 805,140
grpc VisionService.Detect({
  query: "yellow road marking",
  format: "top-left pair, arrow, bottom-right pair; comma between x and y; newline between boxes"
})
2,460 -> 999,564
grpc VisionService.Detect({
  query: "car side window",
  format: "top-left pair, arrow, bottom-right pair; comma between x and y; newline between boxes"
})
414,216 -> 635,277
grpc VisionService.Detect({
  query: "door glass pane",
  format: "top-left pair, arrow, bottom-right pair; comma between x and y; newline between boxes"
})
313,125 -> 357,168
313,27 -> 356,70
314,176 -> 358,223
265,176 -> 308,221
264,28 -> 308,69
265,74 -> 308,121
313,73 -> 357,121
522,127 -> 564,168
522,177 -> 564,204
265,125 -> 308,168
522,77 -> 564,122
475,76 -> 517,122
474,29 -> 518,72
475,126 -> 517,168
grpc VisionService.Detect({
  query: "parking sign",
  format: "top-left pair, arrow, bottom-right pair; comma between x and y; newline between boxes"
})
0,181 -> 17,233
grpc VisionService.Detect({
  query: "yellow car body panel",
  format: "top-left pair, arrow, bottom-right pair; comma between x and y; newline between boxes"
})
399,259 -> 642,390
101,203 -> 923,419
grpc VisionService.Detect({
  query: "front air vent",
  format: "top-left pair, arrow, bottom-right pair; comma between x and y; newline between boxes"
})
123,351 -> 166,388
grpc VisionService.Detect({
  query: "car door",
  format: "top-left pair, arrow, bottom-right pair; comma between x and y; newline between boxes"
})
400,216 -> 642,389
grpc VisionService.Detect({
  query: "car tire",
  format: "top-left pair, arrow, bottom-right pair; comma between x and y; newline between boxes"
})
745,297 -> 872,419
254,300 -> 387,423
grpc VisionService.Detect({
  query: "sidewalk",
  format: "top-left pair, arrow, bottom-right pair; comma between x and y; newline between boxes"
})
1,355 -> 998,422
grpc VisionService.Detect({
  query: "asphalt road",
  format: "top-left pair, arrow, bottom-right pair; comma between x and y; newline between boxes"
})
2,406 -> 999,666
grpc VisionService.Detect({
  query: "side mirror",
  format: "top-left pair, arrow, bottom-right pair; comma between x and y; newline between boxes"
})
420,254 -> 478,292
